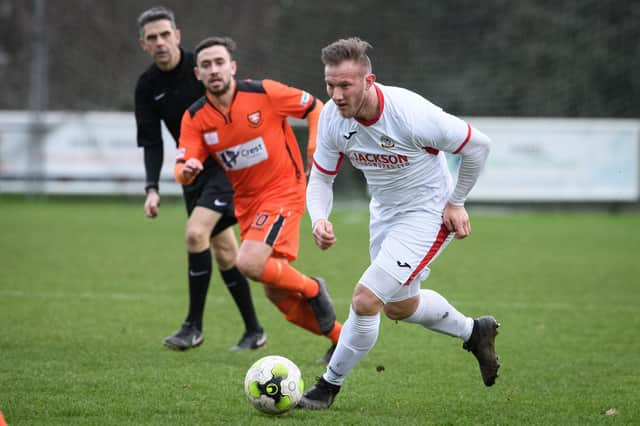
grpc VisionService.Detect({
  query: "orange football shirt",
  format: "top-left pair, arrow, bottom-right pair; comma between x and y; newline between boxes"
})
176,79 -> 320,227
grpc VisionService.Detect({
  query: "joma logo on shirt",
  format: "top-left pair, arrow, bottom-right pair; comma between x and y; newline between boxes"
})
217,137 -> 269,170
349,152 -> 409,169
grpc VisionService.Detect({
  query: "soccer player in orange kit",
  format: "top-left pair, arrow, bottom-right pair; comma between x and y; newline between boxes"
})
175,36 -> 341,361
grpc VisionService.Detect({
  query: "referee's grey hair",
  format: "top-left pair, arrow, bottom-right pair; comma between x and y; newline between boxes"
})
321,37 -> 372,72
137,6 -> 177,38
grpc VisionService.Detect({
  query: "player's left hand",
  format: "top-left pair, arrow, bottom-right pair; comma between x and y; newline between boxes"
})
182,158 -> 204,180
443,203 -> 471,239
312,219 -> 336,250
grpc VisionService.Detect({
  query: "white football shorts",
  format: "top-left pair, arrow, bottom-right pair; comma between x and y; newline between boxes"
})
359,209 -> 454,303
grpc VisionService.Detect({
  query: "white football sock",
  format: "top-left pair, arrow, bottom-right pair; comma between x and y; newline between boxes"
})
403,289 -> 474,341
323,306 -> 380,386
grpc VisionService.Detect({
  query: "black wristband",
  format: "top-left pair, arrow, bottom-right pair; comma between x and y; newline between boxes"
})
144,184 -> 159,194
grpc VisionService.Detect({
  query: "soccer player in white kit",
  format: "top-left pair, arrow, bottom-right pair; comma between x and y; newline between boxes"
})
298,37 -> 500,410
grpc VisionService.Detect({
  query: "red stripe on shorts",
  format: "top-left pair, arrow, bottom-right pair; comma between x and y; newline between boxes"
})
403,223 -> 451,286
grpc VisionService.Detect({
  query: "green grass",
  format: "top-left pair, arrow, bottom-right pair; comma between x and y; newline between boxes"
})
1,196 -> 639,425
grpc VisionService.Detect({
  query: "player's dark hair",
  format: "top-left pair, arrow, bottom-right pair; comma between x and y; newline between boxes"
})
194,37 -> 237,62
137,6 -> 176,37
321,37 -> 372,72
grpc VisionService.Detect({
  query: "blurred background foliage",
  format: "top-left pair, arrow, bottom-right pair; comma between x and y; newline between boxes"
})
0,0 -> 638,117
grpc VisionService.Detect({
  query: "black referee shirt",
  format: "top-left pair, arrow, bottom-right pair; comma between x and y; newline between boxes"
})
135,48 -> 203,147
134,49 -> 204,191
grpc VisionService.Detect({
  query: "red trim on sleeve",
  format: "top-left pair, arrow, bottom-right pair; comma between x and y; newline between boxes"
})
422,147 -> 440,155
313,153 -> 344,176
403,224 -> 450,286
355,84 -> 384,127
452,123 -> 472,154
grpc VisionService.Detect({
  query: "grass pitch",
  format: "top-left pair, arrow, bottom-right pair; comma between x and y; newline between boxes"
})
0,196 -> 639,425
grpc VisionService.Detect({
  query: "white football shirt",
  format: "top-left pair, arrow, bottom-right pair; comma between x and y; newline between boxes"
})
313,83 -> 472,216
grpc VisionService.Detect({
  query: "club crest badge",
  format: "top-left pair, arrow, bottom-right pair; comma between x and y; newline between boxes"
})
247,111 -> 262,127
380,135 -> 395,149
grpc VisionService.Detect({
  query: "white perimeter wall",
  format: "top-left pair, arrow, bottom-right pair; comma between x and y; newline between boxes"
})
0,111 -> 638,202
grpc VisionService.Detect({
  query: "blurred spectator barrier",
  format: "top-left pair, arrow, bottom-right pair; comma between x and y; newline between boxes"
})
0,112 -> 638,202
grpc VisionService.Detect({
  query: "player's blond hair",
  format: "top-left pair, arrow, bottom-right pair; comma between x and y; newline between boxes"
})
321,37 -> 372,73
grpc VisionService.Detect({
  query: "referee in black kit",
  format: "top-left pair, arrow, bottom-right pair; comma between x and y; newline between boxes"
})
134,6 -> 266,351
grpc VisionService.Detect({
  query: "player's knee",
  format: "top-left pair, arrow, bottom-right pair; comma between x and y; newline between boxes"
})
351,285 -> 383,316
213,249 -> 235,269
235,253 -> 263,280
236,242 -> 270,281
383,304 -> 406,321
185,224 -> 209,251
210,238 -> 237,269
383,297 -> 419,321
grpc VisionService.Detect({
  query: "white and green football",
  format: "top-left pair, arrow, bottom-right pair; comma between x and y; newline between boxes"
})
244,355 -> 304,415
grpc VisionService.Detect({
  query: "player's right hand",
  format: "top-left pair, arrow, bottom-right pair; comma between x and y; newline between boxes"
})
182,158 -> 204,180
312,219 -> 336,250
443,202 -> 470,239
144,190 -> 160,218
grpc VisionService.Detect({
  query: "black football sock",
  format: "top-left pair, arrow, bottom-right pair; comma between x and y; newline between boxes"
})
185,249 -> 212,331
220,266 -> 262,333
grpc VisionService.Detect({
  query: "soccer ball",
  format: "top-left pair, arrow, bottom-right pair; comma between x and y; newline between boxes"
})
244,355 -> 304,415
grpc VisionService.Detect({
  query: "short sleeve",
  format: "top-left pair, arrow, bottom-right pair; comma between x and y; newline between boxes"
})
177,110 -> 209,164
406,92 -> 470,153
312,106 -> 343,175
263,79 -> 317,119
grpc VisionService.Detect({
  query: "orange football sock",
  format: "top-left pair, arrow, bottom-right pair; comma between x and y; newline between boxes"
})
274,294 -> 343,342
274,293 -> 321,335
259,257 -> 319,298
326,321 -> 342,344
